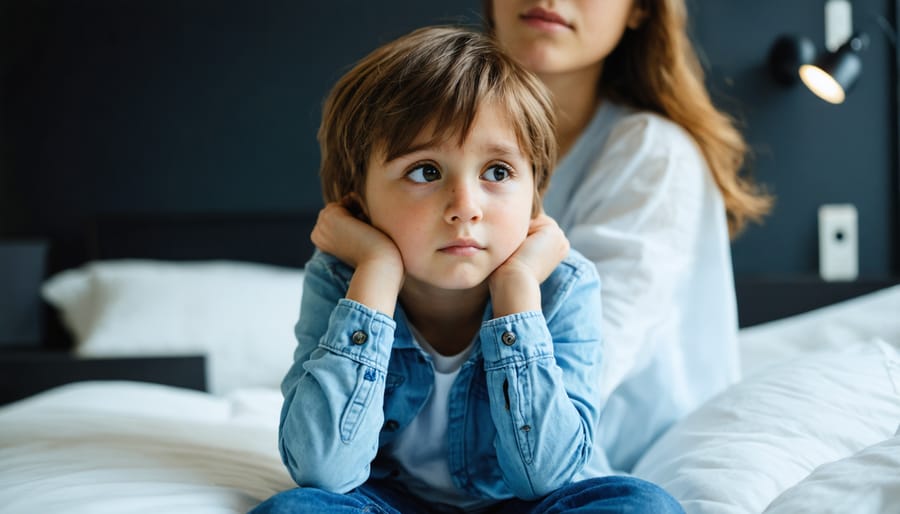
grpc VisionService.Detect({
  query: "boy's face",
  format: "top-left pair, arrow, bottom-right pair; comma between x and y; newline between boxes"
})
362,101 -> 534,292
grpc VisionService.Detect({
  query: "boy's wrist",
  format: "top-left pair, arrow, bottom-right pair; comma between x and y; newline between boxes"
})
489,267 -> 541,317
346,256 -> 404,317
346,257 -> 403,317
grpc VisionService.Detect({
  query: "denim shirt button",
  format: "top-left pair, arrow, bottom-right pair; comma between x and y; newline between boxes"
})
501,331 -> 516,346
520,424 -> 532,432
351,330 -> 368,345
383,419 -> 399,431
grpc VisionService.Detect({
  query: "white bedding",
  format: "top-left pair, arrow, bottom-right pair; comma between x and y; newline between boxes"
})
632,337 -> 900,514
763,433 -> 900,514
0,382 -> 293,514
2,281 -> 899,513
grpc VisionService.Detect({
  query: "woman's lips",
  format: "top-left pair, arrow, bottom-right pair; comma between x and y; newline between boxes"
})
520,7 -> 572,31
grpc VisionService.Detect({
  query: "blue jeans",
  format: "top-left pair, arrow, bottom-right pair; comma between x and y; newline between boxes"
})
249,476 -> 685,514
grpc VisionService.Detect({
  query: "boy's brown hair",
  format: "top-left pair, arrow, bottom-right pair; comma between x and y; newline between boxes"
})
318,26 -> 557,215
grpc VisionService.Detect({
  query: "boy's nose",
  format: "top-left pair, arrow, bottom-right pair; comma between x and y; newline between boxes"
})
444,181 -> 483,223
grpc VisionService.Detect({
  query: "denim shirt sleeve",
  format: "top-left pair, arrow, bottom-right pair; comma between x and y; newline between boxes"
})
479,253 -> 604,499
278,252 -> 396,493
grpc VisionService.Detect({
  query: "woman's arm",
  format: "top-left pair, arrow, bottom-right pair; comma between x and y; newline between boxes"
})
561,114 -> 731,400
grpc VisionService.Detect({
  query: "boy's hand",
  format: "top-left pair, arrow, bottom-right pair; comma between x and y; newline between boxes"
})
488,214 -> 569,317
311,196 -> 404,316
501,213 -> 570,282
311,196 -> 400,268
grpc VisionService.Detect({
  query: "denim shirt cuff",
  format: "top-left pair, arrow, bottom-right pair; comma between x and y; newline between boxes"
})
319,298 -> 396,372
480,311 -> 554,366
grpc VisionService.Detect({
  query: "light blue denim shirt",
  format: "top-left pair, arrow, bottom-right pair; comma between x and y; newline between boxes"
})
278,249 -> 607,502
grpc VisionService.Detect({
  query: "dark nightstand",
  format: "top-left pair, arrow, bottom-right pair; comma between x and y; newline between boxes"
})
735,275 -> 900,328
0,349 -> 207,405
0,239 -> 48,349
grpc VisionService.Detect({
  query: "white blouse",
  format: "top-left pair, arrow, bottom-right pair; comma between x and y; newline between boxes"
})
544,101 -> 740,473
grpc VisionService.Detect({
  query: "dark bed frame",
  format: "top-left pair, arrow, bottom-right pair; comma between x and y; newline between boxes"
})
1,212 -> 318,405
1,211 -> 896,405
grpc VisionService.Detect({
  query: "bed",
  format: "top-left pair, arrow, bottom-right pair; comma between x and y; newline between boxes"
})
1,213 -> 898,514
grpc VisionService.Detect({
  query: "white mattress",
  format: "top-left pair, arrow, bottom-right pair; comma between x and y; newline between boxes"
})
0,382 -> 293,514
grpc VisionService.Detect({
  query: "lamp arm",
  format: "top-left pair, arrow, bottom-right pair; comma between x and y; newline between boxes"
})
872,12 -> 897,47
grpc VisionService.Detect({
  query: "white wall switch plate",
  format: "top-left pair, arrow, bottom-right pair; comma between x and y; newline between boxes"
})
818,203 -> 858,281
825,0 -> 853,52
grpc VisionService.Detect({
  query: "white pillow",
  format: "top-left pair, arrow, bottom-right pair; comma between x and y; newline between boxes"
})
632,338 -> 900,514
42,260 -> 304,395
763,434 -> 900,514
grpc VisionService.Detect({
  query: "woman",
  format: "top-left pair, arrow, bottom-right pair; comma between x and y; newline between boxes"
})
486,0 -> 772,472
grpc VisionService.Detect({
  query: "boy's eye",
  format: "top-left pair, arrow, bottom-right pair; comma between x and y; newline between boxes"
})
482,164 -> 512,182
407,164 -> 441,183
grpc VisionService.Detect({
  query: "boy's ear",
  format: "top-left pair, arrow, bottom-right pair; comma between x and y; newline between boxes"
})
358,196 -> 371,221
344,192 -> 370,222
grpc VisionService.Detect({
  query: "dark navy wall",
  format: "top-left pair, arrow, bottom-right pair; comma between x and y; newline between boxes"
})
1,0 -> 897,277
694,0 -> 897,276
0,0 -> 484,271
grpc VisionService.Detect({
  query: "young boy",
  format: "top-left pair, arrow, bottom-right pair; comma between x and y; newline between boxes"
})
252,26 -> 684,514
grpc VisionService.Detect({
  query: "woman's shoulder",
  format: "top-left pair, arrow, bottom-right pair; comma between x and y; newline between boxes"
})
605,104 -> 702,161
587,103 -> 710,191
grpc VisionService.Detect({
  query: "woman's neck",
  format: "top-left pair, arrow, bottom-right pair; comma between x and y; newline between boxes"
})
538,65 -> 603,159
399,281 -> 488,356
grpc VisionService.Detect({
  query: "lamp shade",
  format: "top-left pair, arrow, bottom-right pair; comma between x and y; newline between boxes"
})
768,35 -> 816,85
799,33 -> 868,104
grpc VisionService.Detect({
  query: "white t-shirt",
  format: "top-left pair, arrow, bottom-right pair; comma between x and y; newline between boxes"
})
389,327 -> 495,510
544,101 -> 740,473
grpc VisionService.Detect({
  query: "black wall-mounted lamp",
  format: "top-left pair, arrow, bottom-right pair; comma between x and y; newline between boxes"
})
768,32 -> 868,104
800,33 -> 869,104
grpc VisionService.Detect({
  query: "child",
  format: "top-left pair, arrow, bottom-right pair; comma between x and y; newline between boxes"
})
486,0 -> 773,472
251,26 -> 684,513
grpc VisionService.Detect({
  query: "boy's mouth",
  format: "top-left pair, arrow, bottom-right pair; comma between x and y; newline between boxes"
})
439,238 -> 485,256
